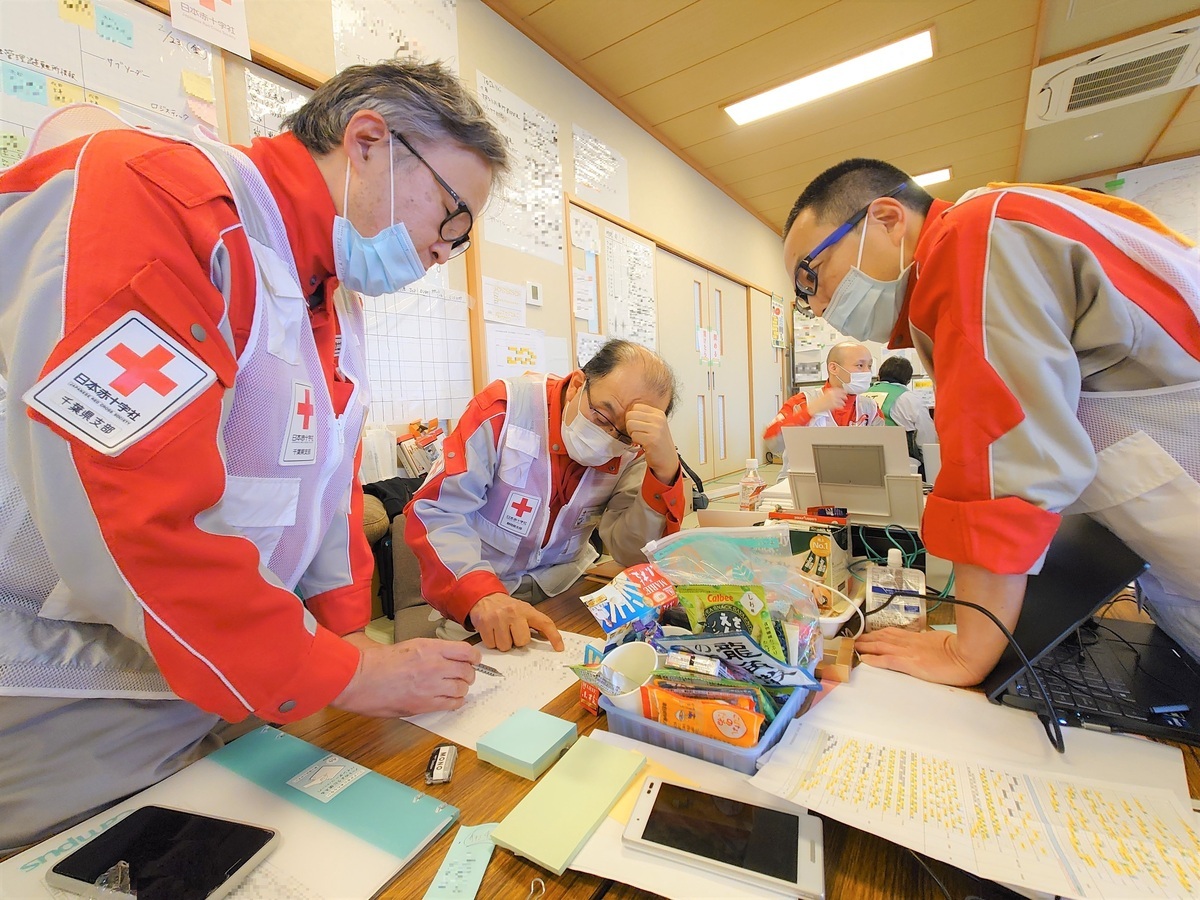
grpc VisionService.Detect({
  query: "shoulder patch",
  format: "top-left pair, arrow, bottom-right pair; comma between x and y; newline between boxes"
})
23,311 -> 217,456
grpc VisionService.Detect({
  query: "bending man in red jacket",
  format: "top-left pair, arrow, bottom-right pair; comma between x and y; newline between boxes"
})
782,158 -> 1200,686
0,59 -> 507,850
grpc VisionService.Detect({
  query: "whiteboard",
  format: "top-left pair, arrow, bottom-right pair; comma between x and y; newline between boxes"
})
1117,155 -> 1200,243
0,0 -> 217,166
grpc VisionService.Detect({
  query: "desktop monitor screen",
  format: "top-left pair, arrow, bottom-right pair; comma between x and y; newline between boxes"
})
781,426 -> 923,529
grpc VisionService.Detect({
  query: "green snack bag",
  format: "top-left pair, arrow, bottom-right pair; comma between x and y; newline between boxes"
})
674,584 -> 788,663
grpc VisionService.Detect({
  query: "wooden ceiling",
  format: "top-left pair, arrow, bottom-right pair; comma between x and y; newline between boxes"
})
480,0 -> 1200,232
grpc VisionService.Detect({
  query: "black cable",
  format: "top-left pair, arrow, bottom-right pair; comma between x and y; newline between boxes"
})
880,589 -> 1066,753
908,848 -> 952,900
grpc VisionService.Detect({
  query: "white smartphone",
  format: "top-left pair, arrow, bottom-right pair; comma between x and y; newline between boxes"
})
623,777 -> 824,899
44,805 -> 277,900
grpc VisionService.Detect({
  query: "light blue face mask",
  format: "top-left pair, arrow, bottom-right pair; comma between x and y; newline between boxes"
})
823,223 -> 911,343
332,131 -> 427,296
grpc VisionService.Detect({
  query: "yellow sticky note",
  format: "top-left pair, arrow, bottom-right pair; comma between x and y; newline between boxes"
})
180,70 -> 215,104
608,759 -> 696,825
84,91 -> 119,114
58,0 -> 95,29
49,80 -> 85,108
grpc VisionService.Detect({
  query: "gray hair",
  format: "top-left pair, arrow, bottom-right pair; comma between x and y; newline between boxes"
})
583,339 -> 679,417
284,58 -> 509,185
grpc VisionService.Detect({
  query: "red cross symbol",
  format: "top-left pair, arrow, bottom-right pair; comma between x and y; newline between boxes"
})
295,388 -> 315,430
198,0 -> 231,10
510,497 -> 534,518
107,343 -> 178,397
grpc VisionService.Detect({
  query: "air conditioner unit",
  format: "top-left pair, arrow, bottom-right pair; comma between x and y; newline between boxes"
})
1025,16 -> 1200,129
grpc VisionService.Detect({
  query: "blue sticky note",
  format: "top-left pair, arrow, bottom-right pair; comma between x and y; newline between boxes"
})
96,7 -> 134,48
2,64 -> 48,105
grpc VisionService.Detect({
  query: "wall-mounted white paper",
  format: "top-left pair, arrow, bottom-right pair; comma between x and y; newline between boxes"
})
332,0 -> 459,74
576,332 -> 606,369
487,323 -> 544,383
482,276 -> 526,327
573,124 -> 629,220
171,0 -> 250,59
572,269 -> 597,320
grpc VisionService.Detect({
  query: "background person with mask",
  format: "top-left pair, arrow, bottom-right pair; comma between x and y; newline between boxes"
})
405,339 -> 692,652
0,58 -> 507,851
762,340 -> 883,477
782,157 -> 1200,688
865,355 -> 938,470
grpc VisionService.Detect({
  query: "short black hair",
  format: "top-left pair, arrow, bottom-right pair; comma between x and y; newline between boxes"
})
878,355 -> 914,385
784,158 -> 935,237
582,339 -> 678,416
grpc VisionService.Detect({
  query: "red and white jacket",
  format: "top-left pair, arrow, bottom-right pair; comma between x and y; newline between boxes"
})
405,374 -> 690,625
0,118 -> 371,723
892,184 -> 1200,595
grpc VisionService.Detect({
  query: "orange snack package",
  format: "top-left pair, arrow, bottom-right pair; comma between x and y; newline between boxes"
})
639,686 -> 765,748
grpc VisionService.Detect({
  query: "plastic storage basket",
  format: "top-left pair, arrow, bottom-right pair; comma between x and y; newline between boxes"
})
599,682 -> 811,775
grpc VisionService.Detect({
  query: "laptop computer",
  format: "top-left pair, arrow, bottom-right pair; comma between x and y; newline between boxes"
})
979,515 -> 1200,746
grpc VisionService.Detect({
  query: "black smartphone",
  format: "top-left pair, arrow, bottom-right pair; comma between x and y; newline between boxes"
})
45,805 -> 277,900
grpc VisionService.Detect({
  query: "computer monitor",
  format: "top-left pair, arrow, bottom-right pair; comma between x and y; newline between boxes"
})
781,426 -> 924,529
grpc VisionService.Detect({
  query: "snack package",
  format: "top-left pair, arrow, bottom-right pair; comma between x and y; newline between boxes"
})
674,585 -> 787,663
581,563 -> 677,634
642,525 -> 823,672
640,685 -> 765,748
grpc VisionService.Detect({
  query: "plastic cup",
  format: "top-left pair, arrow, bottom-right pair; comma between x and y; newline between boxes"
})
601,641 -> 659,714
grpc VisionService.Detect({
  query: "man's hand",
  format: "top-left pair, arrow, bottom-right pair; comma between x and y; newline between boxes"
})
625,403 -> 679,482
855,628 -> 985,686
333,637 -> 481,717
807,386 -> 847,416
470,592 -> 565,652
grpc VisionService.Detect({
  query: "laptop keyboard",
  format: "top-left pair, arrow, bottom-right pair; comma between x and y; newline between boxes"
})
1010,640 -> 1148,721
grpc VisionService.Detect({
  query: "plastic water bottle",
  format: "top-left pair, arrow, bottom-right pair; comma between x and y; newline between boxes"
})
738,459 -> 766,511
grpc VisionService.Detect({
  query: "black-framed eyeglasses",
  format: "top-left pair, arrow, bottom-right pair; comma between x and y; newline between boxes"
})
583,380 -> 633,445
793,182 -> 907,312
390,129 -> 474,260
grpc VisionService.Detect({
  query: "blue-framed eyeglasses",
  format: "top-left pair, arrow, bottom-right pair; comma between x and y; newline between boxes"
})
793,183 -> 908,311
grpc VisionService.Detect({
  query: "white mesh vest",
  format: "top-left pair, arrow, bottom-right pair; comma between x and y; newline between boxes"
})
0,108 -> 366,699
474,375 -> 632,592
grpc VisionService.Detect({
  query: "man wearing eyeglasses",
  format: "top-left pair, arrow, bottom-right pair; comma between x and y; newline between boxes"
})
0,59 -> 507,850
781,157 -> 1200,688
406,339 -> 692,653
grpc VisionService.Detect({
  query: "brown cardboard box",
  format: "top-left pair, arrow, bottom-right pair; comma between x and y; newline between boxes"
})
816,637 -> 856,683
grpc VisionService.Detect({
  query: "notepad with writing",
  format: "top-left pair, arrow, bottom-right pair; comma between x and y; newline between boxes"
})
0,726 -> 458,899
489,735 -> 646,875
476,707 -> 578,780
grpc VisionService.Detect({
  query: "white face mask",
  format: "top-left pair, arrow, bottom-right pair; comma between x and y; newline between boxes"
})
332,131 -> 427,296
831,365 -> 873,395
561,387 -> 628,466
823,222 -> 912,343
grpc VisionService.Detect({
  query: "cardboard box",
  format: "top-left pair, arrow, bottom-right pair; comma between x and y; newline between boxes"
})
768,511 -> 851,595
816,636 -> 856,683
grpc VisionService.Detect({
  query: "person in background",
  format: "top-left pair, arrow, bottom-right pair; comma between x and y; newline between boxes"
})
762,339 -> 883,476
406,340 -> 692,652
0,59 -> 507,851
781,156 -> 1200,686
866,355 -> 938,470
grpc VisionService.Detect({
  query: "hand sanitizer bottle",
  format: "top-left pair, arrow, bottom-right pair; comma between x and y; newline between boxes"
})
866,548 -> 927,632
738,459 -> 766,511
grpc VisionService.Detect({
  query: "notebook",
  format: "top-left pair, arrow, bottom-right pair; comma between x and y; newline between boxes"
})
0,726 -> 459,899
980,515 -> 1200,745
489,735 -> 646,876
476,707 -> 578,780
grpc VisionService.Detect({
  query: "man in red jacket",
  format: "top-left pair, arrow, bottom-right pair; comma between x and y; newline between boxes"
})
0,60 -> 506,850
782,158 -> 1200,687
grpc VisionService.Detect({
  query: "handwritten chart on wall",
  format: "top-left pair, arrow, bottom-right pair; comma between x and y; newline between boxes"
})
1117,155 -> 1200,243
332,0 -> 459,73
573,124 -> 628,220
477,71 -> 564,265
362,268 -> 475,426
0,0 -> 216,166
244,61 -> 310,138
604,225 -> 656,350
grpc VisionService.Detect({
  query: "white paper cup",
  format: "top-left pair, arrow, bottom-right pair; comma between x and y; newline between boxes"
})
601,641 -> 659,714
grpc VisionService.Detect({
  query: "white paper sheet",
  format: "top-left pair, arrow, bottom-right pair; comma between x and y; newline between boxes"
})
750,666 -> 1199,900
404,631 -> 600,748
485,323 -> 544,382
482,275 -> 526,327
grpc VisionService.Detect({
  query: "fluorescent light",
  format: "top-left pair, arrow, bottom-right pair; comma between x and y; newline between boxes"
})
913,167 -> 952,187
725,31 -> 934,125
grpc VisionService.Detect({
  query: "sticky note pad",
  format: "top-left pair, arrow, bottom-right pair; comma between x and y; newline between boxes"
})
476,707 -> 577,780
490,736 -> 645,876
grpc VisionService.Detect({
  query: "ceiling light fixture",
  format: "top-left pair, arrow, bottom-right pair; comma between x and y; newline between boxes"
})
725,30 -> 934,126
913,167 -> 952,187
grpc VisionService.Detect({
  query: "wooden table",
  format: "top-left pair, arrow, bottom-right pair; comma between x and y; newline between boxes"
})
285,590 -> 1200,900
